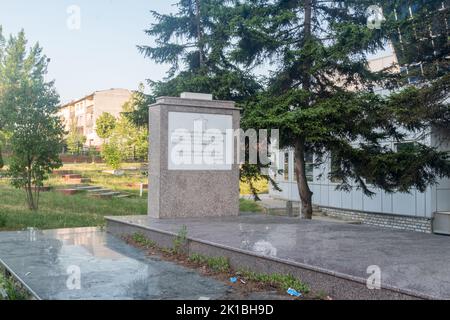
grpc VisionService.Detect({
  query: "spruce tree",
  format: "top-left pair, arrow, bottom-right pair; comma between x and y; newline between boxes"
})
234,0 -> 450,218
138,0 -> 260,103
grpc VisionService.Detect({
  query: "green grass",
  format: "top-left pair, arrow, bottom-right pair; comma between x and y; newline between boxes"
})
188,253 -> 231,273
131,233 -> 157,249
172,225 -> 188,254
0,162 -> 265,231
238,269 -> 310,293
239,198 -> 263,212
47,163 -> 147,195
0,272 -> 30,300
0,184 -> 147,231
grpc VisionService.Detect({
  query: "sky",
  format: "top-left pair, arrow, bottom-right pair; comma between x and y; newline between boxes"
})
0,0 -> 391,104
0,0 -> 178,103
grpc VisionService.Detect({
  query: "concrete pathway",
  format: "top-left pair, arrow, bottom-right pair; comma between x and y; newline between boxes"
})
248,194 -> 361,224
0,228 -> 231,300
107,214 -> 450,299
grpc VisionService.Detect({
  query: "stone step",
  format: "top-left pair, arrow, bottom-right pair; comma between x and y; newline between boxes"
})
66,178 -> 91,184
114,194 -> 132,199
63,174 -> 82,180
92,192 -> 121,199
75,186 -> 103,191
52,170 -> 74,176
87,188 -> 111,193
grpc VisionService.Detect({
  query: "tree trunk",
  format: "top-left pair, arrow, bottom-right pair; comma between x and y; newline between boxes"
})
195,0 -> 204,67
26,185 -> 36,211
292,0 -> 314,219
302,0 -> 313,92
294,138 -> 313,219
25,167 -> 37,211
0,144 -> 4,169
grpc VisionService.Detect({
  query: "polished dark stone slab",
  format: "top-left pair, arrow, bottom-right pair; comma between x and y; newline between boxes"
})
106,214 -> 450,299
0,227 -> 230,300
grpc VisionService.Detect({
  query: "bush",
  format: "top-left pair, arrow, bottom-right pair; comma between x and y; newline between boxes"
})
101,143 -> 122,170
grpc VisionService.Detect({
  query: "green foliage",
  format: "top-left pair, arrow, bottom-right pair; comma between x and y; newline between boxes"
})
66,119 -> 87,154
96,112 -> 117,140
137,0 -> 261,119
173,225 -> 188,254
0,184 -> 147,231
0,213 -> 6,228
239,198 -> 263,212
122,84 -> 154,128
0,28 -> 64,211
234,1 -> 450,217
138,0 -> 269,202
0,272 -> 29,300
101,142 -> 122,170
110,117 -> 148,161
131,233 -> 157,249
100,115 -> 148,166
238,269 -> 309,294
188,253 -> 231,273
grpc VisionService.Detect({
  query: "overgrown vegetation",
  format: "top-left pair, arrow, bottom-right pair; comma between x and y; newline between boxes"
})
131,232 -> 157,249
172,225 -> 188,254
0,184 -> 147,231
126,232 -> 311,298
239,199 -> 263,212
188,253 -> 231,273
0,272 -> 30,300
238,269 -> 310,294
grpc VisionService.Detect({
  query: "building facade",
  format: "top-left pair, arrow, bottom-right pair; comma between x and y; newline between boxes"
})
269,53 -> 449,233
270,129 -> 450,233
58,89 -> 132,148
270,2 -> 450,234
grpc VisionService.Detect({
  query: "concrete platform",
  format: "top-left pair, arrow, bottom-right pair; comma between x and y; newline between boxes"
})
106,214 -> 450,300
0,227 -> 231,300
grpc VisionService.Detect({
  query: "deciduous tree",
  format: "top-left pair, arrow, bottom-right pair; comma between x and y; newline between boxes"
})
0,29 -> 64,210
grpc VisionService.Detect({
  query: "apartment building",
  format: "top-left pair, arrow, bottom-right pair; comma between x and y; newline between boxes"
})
58,88 -> 132,147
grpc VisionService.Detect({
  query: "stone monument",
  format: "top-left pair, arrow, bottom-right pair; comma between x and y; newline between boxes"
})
148,92 -> 240,218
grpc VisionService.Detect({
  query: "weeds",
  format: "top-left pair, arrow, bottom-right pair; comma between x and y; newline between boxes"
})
0,272 -> 29,300
188,253 -> 231,273
131,233 -> 156,249
238,269 -> 309,294
172,225 -> 188,254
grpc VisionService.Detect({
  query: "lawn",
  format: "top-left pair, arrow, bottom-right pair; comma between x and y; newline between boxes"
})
0,184 -> 147,231
0,163 -> 263,231
47,162 -> 148,195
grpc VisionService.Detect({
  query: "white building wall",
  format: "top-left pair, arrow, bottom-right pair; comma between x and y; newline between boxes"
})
270,130 -> 449,219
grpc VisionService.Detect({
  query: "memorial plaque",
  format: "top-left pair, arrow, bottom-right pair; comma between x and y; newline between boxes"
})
168,112 -> 233,171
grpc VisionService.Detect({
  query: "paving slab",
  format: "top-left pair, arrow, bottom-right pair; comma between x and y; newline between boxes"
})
0,228 -> 231,300
106,214 -> 450,299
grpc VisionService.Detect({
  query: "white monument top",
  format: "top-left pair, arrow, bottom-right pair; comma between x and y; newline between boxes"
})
180,92 -> 213,100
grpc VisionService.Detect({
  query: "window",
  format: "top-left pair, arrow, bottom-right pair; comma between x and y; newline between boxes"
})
395,142 -> 417,152
305,153 -> 314,182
